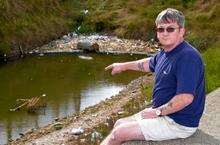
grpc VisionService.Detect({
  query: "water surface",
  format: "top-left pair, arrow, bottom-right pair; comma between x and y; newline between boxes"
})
0,53 -> 145,144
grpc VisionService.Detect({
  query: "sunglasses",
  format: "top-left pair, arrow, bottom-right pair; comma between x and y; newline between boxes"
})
156,27 -> 180,33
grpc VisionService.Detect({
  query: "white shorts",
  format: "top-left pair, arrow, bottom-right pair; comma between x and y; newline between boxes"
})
134,113 -> 197,141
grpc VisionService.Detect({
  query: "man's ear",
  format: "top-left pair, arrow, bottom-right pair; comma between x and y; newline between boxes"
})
180,27 -> 185,37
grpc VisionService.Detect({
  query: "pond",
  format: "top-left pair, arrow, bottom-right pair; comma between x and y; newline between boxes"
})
0,53 -> 146,144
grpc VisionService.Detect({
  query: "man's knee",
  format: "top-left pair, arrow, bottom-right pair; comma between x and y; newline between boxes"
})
111,124 -> 128,142
114,118 -> 126,128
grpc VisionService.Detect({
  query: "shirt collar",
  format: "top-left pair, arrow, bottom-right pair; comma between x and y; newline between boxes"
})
163,41 -> 186,57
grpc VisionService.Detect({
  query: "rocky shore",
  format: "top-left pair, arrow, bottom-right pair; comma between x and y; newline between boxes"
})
29,33 -> 159,55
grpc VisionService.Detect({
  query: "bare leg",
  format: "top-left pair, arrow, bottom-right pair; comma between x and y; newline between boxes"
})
100,121 -> 145,145
114,115 -> 136,128
114,111 -> 142,128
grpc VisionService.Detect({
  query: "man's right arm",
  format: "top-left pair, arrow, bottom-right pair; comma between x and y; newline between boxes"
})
105,57 -> 152,75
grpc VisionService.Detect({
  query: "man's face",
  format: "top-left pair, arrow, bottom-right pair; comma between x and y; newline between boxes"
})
156,22 -> 185,48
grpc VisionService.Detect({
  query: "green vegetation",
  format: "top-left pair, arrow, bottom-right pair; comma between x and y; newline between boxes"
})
0,0 -> 84,55
203,43 -> 220,93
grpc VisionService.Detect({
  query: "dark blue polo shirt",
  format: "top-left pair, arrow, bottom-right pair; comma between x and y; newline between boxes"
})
149,41 -> 205,127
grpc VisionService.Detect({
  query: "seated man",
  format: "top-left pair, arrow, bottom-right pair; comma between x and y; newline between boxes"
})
101,8 -> 205,145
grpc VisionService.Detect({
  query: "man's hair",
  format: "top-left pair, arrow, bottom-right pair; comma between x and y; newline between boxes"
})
155,8 -> 185,28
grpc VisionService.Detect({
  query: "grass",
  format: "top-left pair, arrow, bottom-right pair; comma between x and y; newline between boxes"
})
0,0 -> 83,55
203,42 -> 220,93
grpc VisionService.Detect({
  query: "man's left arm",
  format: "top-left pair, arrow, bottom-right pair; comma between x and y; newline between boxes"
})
158,93 -> 194,116
141,93 -> 194,118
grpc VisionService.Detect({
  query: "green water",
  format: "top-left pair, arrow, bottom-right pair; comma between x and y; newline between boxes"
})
0,53 -> 145,144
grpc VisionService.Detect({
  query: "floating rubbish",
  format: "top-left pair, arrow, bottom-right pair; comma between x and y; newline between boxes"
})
78,55 -> 93,60
70,127 -> 84,135
53,122 -> 63,130
83,9 -> 89,15
77,26 -> 81,31
39,53 -> 44,56
9,96 -> 46,112
34,50 -> 39,53
42,94 -> 46,97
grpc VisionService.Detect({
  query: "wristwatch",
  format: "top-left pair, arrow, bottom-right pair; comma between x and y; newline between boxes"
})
155,109 -> 162,116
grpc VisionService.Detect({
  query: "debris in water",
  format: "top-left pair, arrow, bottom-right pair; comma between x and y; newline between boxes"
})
78,55 -> 93,60
9,96 -> 46,112
39,53 -> 44,56
42,94 -> 46,97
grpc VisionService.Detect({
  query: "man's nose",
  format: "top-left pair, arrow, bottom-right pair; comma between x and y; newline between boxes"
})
162,30 -> 169,36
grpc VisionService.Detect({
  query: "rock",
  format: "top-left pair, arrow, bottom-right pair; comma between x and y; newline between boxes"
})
19,133 -> 24,137
68,32 -> 78,38
77,41 -> 99,52
8,138 -> 13,142
92,114 -> 98,117
54,118 -> 59,122
70,127 -> 84,135
106,116 -> 114,127
62,35 -> 71,43
80,138 -> 86,143
117,111 -> 125,115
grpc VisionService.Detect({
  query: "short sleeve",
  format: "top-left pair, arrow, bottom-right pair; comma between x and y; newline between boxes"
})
176,55 -> 203,96
149,54 -> 158,72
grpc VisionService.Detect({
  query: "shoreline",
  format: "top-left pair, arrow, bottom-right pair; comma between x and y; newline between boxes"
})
7,34 -> 156,145
9,75 -> 154,145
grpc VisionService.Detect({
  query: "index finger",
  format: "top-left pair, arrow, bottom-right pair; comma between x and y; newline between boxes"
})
105,64 -> 113,71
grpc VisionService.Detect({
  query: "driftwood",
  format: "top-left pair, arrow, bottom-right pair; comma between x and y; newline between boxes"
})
10,96 -> 46,112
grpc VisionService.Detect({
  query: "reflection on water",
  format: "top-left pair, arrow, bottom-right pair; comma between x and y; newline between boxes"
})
0,53 -> 145,144
80,84 -> 123,110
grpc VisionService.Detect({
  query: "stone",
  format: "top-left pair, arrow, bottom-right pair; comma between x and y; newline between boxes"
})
117,111 -> 125,115
77,41 -> 99,52
70,127 -> 84,135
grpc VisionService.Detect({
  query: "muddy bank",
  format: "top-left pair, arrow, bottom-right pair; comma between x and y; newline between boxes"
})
9,75 -> 153,145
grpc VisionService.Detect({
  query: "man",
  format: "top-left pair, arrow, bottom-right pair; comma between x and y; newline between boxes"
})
101,8 -> 205,145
